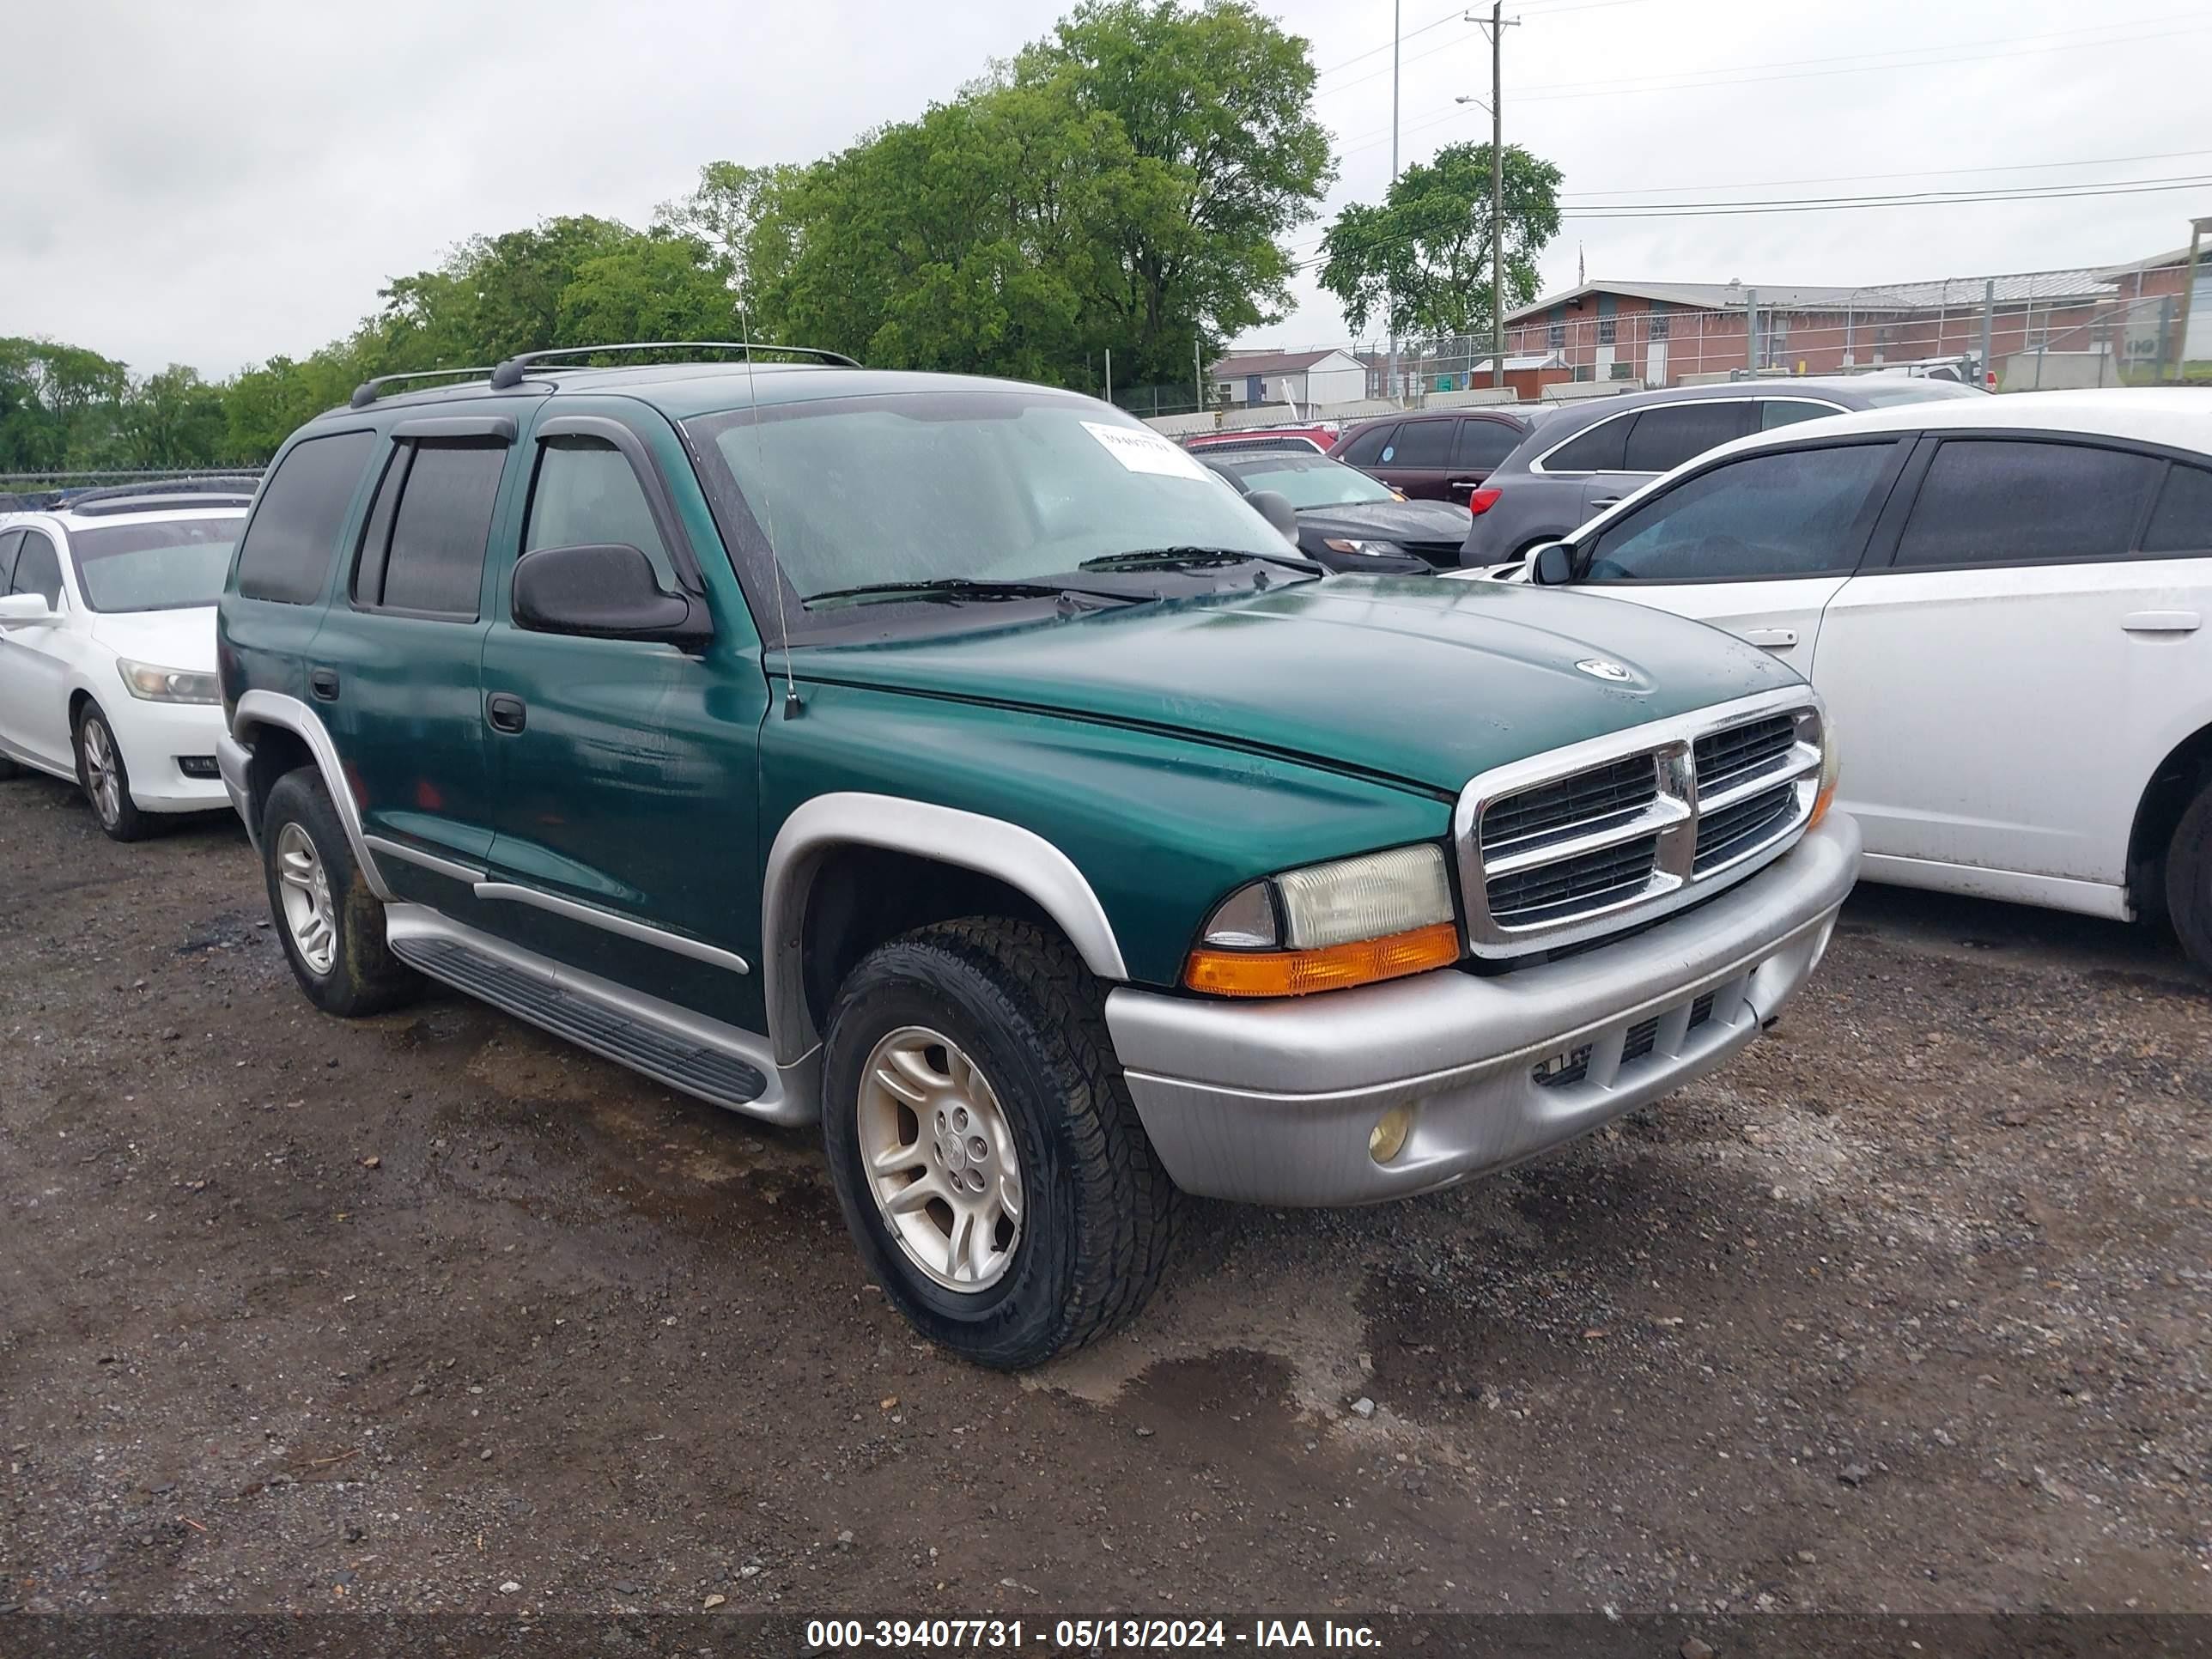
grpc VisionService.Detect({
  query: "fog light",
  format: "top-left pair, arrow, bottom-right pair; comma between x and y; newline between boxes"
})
1368,1103 -> 1414,1165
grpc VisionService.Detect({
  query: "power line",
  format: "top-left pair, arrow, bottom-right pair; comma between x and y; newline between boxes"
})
1312,3 -> 1464,79
1557,147 -> 2212,198
1329,15 -> 2205,155
1315,24 -> 1478,99
1282,173 -> 2212,276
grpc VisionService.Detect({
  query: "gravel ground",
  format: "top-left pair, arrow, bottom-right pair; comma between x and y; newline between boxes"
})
3,769 -> 2208,1620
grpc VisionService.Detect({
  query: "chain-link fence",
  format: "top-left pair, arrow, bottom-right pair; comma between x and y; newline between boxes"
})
1179,259 -> 2205,432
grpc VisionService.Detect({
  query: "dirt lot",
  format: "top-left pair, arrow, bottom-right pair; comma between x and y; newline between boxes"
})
3,769 -> 2209,1621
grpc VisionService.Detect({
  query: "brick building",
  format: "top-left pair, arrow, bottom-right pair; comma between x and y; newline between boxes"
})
1499,246 -> 2199,387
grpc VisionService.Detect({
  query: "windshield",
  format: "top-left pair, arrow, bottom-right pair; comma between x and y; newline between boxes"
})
690,390 -> 1287,606
1212,454 -> 1396,510
69,516 -> 244,612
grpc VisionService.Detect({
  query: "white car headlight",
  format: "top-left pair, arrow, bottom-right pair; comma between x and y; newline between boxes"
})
1321,538 -> 1407,558
117,658 -> 220,705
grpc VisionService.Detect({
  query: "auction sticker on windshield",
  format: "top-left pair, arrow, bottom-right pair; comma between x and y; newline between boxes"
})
1083,420 -> 1214,482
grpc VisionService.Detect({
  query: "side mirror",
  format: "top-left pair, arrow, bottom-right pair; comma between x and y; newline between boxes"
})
512,544 -> 710,648
0,593 -> 59,629
1529,543 -> 1576,586
1246,489 -> 1301,544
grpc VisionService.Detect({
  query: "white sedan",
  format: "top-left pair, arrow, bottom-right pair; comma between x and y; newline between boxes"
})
1455,388 -> 2212,971
0,483 -> 252,840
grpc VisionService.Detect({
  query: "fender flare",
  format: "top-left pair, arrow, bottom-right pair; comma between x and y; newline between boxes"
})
228,690 -> 394,902
761,793 -> 1130,1066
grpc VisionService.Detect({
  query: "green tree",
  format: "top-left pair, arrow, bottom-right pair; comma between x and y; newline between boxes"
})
654,161 -> 805,325
556,234 -> 738,347
1316,142 -> 1562,342
114,365 -> 230,468
1016,0 -> 1334,386
0,338 -> 130,471
375,215 -> 642,367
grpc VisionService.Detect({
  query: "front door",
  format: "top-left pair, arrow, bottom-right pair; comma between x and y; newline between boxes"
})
1814,434 -> 2191,890
1571,436 -> 1910,669
476,402 -> 773,1032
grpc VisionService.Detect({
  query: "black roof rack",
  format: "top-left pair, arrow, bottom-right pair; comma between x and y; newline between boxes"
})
349,367 -> 501,409
485,341 -> 860,391
64,477 -> 262,514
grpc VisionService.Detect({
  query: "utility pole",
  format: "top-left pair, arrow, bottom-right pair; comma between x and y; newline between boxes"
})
2173,216 -> 2210,383
1194,336 -> 1204,413
1463,11 -> 1516,390
1386,0 -> 1401,404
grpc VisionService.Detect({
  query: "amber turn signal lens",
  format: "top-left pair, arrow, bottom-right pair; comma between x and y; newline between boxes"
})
1808,776 -> 1837,831
1183,921 -> 1462,998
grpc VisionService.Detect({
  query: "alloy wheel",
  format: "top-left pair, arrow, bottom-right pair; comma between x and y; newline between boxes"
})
275,821 -> 339,976
81,718 -> 122,830
855,1024 -> 1025,1291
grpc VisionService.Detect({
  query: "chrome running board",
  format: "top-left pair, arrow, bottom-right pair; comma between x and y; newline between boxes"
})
382,905 -> 813,1125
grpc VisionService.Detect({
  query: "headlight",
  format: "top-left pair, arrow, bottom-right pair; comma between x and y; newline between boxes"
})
1186,844 -> 1461,997
117,659 -> 220,705
1321,538 -> 1407,558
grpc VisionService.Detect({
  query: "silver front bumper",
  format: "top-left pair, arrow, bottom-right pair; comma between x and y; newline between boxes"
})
1105,812 -> 1859,1206
216,730 -> 255,846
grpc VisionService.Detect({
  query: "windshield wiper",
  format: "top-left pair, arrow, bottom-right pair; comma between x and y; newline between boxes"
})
803,577 -> 1132,608
1079,545 -> 1322,576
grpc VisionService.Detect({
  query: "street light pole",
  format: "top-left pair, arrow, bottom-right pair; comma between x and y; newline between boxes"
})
1387,0 -> 1401,404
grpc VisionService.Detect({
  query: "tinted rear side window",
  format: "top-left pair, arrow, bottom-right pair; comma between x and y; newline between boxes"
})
368,442 -> 507,618
1543,413 -> 1629,472
235,430 -> 375,605
1453,419 -> 1522,469
2142,462 -> 2212,554
1759,398 -> 1841,430
1339,424 -> 1395,466
1586,442 -> 1897,583
0,527 -> 21,592
1385,420 -> 1453,467
1622,402 -> 1753,473
1895,440 -> 2163,568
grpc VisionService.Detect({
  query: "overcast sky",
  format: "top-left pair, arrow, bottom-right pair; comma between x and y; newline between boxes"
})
4,0 -> 2208,377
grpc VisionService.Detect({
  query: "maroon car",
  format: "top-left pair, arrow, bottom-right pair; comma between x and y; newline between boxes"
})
1329,410 -> 1531,504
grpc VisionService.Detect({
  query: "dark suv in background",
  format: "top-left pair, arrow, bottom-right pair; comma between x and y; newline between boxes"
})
1329,408 -> 1531,503
1458,377 -> 1984,568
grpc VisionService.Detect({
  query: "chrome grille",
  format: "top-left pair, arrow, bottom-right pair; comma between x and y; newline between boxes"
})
1695,781 -> 1798,873
1480,754 -> 1658,856
1455,692 -> 1825,959
1486,833 -> 1660,927
1694,714 -> 1796,796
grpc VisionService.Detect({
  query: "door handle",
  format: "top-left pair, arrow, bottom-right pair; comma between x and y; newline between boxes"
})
1741,627 -> 1799,649
485,693 -> 527,734
1449,478 -> 1479,492
1589,496 -> 1622,510
2121,611 -> 2201,635
309,667 -> 340,701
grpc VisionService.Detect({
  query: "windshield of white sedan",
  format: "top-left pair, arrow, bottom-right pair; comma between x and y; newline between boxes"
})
698,391 -> 1291,605
1212,454 -> 1396,510
70,517 -> 244,612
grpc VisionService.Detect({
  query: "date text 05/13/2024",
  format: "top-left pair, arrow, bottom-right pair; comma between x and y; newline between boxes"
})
805,1618 -> 1382,1650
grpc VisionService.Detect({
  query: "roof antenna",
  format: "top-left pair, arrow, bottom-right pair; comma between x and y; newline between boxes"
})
736,302 -> 802,720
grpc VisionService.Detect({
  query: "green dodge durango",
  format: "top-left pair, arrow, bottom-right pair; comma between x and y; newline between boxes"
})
215,345 -> 1857,1367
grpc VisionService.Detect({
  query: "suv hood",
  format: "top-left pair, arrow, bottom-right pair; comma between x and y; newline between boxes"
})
797,575 -> 1802,795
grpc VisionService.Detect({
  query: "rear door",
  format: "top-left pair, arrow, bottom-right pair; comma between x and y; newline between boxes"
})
313,414 -> 525,873
1813,434 -> 2190,892
1370,416 -> 1456,499
1571,437 -> 1909,665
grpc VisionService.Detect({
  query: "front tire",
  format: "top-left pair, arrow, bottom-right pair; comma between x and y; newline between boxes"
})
822,919 -> 1179,1369
2164,775 -> 2212,976
76,702 -> 151,842
260,769 -> 422,1017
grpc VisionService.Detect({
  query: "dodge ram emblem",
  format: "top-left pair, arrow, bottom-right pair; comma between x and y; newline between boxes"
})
1575,658 -> 1634,683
